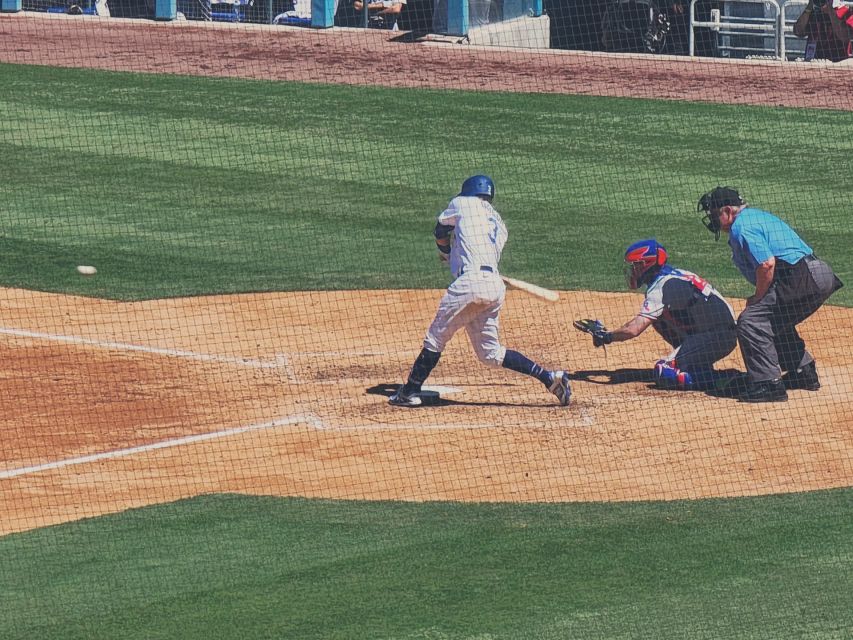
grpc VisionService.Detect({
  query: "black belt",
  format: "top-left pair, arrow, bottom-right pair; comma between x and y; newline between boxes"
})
776,254 -> 816,272
459,265 -> 494,276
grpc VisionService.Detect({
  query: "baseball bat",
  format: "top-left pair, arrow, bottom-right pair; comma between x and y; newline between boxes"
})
500,275 -> 560,302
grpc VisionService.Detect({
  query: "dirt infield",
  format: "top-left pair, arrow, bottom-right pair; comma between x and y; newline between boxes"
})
1,15 -> 852,534
2,288 -> 852,535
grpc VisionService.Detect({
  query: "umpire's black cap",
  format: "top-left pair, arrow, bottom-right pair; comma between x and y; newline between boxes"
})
698,186 -> 744,212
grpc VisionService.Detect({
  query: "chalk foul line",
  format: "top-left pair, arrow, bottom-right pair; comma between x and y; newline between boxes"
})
0,326 -> 284,369
0,327 -> 392,372
1,409 -> 594,480
0,415 -> 324,480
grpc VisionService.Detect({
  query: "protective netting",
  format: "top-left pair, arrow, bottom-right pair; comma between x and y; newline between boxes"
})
0,7 -> 851,633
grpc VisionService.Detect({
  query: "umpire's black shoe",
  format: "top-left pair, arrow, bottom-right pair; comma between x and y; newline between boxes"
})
739,379 -> 788,403
782,362 -> 821,391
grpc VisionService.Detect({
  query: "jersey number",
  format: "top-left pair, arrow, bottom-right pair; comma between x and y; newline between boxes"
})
487,216 -> 499,245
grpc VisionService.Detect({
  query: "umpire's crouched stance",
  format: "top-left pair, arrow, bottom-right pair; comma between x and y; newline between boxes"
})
697,186 -> 843,402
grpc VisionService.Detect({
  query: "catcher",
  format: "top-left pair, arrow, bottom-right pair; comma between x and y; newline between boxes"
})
576,239 -> 737,391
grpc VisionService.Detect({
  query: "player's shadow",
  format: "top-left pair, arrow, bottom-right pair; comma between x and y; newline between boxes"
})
701,369 -> 748,399
569,368 -> 653,385
569,368 -> 747,398
366,384 -> 556,408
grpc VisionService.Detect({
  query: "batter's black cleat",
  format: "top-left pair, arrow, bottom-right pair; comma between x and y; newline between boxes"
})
389,388 -> 423,407
782,362 -> 821,391
548,370 -> 572,406
739,379 -> 788,403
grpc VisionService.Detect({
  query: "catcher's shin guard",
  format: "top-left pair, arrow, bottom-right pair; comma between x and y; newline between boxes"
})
653,360 -> 694,391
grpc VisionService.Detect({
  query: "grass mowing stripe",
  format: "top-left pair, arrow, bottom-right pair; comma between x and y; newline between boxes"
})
0,491 -> 851,639
1,62 -> 851,303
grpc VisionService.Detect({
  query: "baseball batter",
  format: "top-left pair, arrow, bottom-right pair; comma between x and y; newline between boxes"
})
389,175 -> 571,407
584,239 -> 737,391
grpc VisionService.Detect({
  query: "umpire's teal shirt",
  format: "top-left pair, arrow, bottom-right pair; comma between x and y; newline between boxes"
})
728,207 -> 813,286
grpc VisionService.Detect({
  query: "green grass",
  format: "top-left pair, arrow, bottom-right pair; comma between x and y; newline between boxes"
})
3,64 -> 851,640
1,63 -> 851,302
1,491 -> 851,639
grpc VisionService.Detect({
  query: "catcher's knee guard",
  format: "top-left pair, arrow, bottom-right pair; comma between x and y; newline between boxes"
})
653,360 -> 694,391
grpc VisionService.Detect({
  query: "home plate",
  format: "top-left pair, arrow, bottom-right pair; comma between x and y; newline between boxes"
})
422,385 -> 462,395
418,385 -> 462,405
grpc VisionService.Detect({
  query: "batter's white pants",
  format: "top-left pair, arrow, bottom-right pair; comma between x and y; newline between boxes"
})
423,269 -> 507,368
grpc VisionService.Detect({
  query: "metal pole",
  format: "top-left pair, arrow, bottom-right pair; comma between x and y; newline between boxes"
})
689,0 -> 697,56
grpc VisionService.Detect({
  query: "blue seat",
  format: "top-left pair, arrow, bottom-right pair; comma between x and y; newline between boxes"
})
273,12 -> 311,25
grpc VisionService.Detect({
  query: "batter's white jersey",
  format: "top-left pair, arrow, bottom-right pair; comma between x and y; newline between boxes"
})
438,195 -> 507,279
423,195 -> 510,367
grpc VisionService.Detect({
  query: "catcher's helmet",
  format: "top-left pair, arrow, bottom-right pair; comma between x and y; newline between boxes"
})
459,175 -> 495,201
697,186 -> 744,241
624,238 -> 668,290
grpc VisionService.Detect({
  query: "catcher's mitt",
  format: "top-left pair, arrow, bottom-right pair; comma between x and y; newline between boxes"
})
573,318 -> 613,348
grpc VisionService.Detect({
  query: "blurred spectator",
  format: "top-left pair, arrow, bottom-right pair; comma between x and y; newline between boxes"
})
353,0 -> 407,29
793,0 -> 853,62
600,0 -> 671,54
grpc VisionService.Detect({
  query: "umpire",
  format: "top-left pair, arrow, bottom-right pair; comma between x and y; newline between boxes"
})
697,186 -> 843,402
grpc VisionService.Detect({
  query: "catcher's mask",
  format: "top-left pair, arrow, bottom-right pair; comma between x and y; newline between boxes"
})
459,175 -> 495,201
697,186 -> 744,241
624,238 -> 668,290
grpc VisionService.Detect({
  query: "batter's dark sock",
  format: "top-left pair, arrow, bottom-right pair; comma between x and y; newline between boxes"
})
502,350 -> 552,385
401,348 -> 441,395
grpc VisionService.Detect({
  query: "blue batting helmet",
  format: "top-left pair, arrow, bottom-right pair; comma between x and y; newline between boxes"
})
624,238 -> 668,290
459,175 -> 495,201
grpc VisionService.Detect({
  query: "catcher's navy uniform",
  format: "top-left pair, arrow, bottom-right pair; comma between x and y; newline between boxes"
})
640,265 -> 737,388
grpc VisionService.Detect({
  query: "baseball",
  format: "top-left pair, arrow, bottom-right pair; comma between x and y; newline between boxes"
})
76,265 -> 97,276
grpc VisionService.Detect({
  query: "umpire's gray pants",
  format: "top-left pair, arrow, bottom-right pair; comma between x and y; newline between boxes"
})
738,257 -> 842,383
